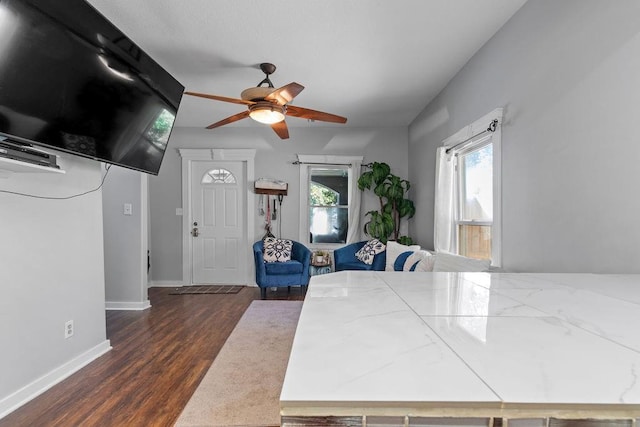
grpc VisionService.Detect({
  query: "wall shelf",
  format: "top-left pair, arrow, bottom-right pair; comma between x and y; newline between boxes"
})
254,185 -> 287,196
0,156 -> 65,175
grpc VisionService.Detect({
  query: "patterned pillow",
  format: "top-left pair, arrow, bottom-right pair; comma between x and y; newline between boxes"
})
404,250 -> 435,272
355,239 -> 386,265
385,241 -> 421,271
393,249 -> 435,271
393,251 -> 415,271
263,237 -> 293,262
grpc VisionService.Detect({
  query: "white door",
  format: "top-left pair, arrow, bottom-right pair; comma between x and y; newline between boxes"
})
190,161 -> 246,284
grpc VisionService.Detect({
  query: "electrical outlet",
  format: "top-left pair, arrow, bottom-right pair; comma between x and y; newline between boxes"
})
64,320 -> 74,339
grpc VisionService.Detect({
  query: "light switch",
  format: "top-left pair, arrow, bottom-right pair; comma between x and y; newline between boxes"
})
176,208 -> 183,216
123,203 -> 132,216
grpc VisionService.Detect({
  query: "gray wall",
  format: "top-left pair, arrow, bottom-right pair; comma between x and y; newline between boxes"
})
0,153 -> 109,412
102,166 -> 149,307
149,125 -> 409,283
408,0 -> 640,273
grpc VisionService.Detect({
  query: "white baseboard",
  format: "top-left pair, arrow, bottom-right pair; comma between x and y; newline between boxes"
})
0,340 -> 112,420
105,300 -> 151,311
148,281 -> 182,288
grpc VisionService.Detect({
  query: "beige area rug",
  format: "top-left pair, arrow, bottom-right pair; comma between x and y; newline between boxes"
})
175,300 -> 303,427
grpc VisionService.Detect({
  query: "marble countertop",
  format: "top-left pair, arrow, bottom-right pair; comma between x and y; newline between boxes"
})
280,271 -> 640,418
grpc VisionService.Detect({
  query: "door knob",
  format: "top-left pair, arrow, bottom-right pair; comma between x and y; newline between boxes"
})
191,221 -> 199,237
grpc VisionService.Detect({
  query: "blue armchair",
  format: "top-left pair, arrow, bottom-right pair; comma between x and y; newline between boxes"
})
253,240 -> 311,299
333,240 -> 386,271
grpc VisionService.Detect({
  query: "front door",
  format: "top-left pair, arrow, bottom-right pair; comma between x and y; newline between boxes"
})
190,161 -> 246,284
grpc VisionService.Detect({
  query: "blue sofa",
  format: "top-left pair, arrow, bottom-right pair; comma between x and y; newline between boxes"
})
253,240 -> 311,299
333,240 -> 386,271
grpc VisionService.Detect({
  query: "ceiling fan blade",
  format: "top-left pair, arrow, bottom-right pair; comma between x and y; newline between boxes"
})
286,105 -> 347,124
271,120 -> 290,139
206,111 -> 250,129
185,91 -> 254,106
264,82 -> 304,105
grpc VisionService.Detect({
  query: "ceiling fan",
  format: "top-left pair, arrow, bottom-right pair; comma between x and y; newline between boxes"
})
184,63 -> 347,139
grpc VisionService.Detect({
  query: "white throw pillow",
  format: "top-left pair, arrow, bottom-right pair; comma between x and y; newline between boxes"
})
385,241 -> 420,271
355,239 -> 386,265
432,252 -> 490,272
404,250 -> 435,272
263,237 -> 293,262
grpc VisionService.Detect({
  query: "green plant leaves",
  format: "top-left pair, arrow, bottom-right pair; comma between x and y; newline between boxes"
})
397,235 -> 414,246
397,198 -> 416,219
371,162 -> 390,184
357,171 -> 374,191
359,162 -> 415,243
357,162 -> 391,191
363,210 -> 395,243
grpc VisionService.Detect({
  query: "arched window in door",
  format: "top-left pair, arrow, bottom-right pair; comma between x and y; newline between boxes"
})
201,168 -> 237,184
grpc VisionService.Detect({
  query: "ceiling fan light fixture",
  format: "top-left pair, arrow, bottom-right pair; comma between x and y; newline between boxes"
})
249,103 -> 285,124
184,62 -> 346,139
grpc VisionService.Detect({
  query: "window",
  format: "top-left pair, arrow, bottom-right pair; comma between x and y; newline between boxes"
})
201,168 -> 236,184
309,167 -> 349,244
297,155 -> 363,248
435,109 -> 502,265
456,139 -> 493,260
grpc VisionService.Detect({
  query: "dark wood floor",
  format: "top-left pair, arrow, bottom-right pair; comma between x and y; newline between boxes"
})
0,286 -> 305,427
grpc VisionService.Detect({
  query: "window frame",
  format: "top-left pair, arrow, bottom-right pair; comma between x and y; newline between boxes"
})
443,109 -> 502,266
201,167 -> 237,184
455,136 -> 493,224
308,165 -> 350,245
454,137 -> 493,261
298,155 -> 363,250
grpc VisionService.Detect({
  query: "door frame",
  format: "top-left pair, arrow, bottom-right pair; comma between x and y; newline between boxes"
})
179,148 -> 256,286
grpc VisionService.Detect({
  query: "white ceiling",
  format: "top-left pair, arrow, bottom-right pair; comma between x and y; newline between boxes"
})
86,0 -> 527,129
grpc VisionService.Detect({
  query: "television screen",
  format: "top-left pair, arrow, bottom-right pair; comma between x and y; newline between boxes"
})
0,0 -> 184,175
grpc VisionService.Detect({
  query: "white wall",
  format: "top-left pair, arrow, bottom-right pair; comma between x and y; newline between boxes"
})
149,125 -> 409,282
102,166 -> 149,309
408,0 -> 640,273
0,153 -> 110,416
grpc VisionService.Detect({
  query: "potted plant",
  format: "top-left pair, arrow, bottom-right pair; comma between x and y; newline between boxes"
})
313,250 -> 329,265
358,162 -> 416,245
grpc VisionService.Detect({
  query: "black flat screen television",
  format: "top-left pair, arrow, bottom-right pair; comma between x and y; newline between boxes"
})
0,0 -> 184,175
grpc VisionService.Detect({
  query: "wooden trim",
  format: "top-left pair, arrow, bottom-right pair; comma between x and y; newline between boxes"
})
255,187 -> 288,196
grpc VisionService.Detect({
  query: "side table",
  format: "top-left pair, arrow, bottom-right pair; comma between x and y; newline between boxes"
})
310,262 -> 332,276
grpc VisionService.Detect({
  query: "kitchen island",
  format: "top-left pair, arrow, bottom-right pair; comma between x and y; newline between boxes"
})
280,271 -> 640,426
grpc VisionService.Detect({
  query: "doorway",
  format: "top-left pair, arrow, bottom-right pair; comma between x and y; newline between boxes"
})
190,161 -> 245,284
179,149 -> 256,286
